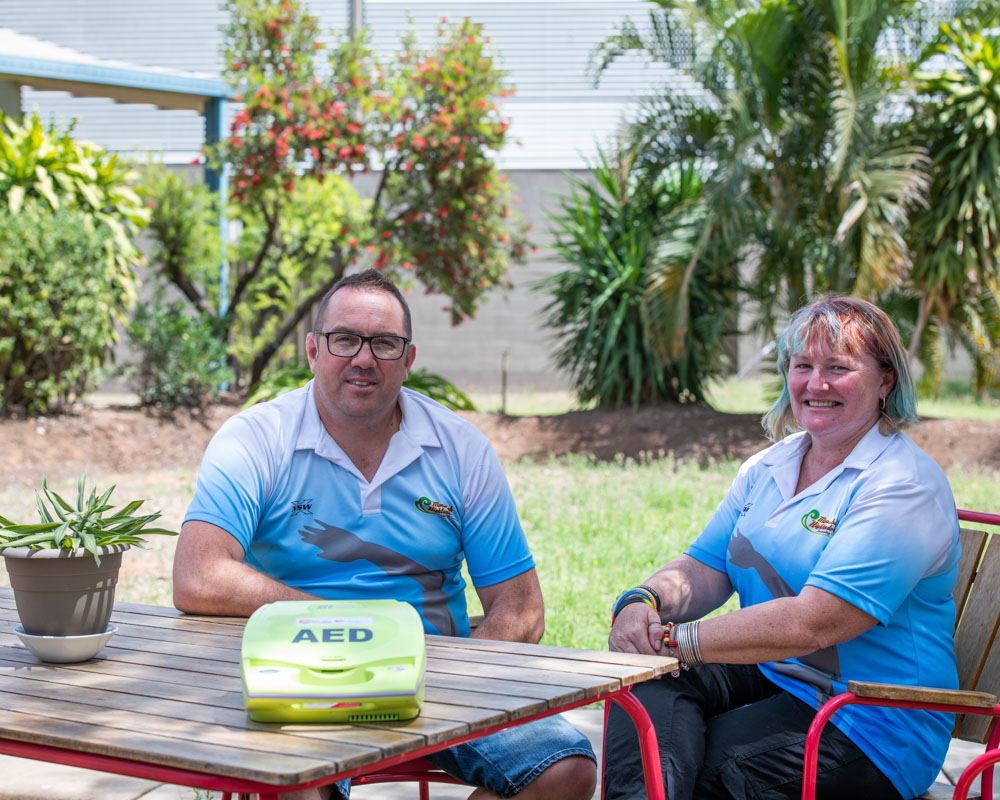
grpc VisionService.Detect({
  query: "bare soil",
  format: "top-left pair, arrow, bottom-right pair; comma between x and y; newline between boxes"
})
1,401 -> 997,491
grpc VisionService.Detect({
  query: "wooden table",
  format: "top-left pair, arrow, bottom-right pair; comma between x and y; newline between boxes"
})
0,590 -> 675,799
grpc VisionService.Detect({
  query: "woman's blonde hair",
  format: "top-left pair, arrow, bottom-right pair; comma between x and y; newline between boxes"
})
761,296 -> 918,442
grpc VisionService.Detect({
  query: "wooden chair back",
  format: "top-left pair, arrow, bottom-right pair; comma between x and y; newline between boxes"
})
953,526 -> 1000,742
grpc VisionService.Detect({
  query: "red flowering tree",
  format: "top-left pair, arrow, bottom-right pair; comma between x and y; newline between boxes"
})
159,0 -> 530,389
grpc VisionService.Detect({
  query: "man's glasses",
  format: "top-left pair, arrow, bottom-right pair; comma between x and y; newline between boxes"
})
313,331 -> 410,361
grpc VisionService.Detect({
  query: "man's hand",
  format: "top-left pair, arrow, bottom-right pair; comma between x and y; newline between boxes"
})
608,602 -> 663,656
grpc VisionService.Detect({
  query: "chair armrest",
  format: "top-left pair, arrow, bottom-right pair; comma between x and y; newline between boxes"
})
847,680 -> 997,709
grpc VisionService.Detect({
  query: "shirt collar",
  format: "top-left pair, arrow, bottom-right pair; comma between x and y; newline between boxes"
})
294,381 -> 442,456
762,422 -> 895,500
395,387 -> 443,450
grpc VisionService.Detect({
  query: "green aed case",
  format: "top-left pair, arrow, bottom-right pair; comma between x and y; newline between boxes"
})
241,599 -> 426,723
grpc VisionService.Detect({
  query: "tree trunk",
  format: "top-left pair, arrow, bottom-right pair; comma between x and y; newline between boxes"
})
247,256 -> 347,389
907,287 -> 936,363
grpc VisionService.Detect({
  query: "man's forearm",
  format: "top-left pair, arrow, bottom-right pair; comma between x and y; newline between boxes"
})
470,569 -> 546,643
173,558 -> 319,616
469,601 -> 544,643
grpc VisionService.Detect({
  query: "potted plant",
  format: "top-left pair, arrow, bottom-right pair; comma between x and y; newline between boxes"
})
0,473 -> 176,648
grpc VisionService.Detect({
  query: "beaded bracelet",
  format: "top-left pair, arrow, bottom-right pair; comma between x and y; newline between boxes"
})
611,585 -> 659,621
637,584 -> 661,610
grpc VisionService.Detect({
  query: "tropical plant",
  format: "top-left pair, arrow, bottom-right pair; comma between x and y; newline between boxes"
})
404,368 -> 476,411
905,20 -> 1000,394
120,301 -> 233,411
542,149 -> 739,407
0,112 -> 148,289
594,0 -> 935,349
0,473 -> 176,564
145,0 -> 530,392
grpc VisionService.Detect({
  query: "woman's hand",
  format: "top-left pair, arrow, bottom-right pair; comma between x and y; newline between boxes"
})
608,603 -> 663,655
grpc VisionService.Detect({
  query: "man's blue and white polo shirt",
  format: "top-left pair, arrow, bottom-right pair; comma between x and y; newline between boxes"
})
184,382 -> 533,636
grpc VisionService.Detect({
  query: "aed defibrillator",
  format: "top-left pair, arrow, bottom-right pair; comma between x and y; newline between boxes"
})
241,599 -> 426,723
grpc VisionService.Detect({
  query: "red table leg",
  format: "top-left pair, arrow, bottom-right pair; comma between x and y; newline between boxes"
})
605,687 -> 666,800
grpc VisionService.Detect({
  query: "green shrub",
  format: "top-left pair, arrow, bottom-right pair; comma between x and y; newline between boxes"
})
120,302 -> 233,411
0,202 -> 130,414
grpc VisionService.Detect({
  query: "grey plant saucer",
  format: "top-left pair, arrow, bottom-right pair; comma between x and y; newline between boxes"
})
14,623 -> 118,663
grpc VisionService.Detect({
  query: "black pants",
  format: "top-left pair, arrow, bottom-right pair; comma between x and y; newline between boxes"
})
602,664 -> 904,800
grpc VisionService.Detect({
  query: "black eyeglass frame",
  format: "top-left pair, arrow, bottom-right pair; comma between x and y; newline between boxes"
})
313,330 -> 411,361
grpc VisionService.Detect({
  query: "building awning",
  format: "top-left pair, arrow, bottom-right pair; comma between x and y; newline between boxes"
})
0,27 -> 231,112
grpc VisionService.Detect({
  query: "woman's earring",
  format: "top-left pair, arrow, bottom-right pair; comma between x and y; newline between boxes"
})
880,396 -> 887,411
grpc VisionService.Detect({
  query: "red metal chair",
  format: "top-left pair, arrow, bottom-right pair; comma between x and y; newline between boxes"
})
802,509 -> 1000,800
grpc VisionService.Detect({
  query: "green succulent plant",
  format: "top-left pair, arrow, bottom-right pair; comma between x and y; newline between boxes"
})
0,473 -> 177,564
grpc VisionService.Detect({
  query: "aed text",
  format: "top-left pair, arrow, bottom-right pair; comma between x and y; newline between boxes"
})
292,628 -> 374,643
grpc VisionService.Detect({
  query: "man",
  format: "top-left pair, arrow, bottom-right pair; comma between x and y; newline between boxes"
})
173,268 -> 597,800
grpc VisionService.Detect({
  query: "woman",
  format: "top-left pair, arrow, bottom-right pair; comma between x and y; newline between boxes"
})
605,297 -> 960,800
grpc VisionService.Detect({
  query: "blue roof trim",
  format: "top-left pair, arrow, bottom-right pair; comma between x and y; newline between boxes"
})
0,53 -> 232,99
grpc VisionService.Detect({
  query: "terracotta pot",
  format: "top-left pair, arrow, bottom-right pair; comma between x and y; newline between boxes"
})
2,544 -> 129,636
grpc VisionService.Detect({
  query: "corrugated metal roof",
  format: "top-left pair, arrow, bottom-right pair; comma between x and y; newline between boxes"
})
0,0 -> 667,167
0,27 -> 230,112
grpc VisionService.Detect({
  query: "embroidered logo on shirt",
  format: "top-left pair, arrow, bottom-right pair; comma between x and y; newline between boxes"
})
290,498 -> 313,516
801,509 -> 836,536
741,502 -> 753,517
415,496 -> 458,528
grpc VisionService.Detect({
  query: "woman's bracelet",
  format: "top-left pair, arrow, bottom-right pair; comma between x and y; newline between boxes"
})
662,620 -> 704,669
611,585 -> 660,621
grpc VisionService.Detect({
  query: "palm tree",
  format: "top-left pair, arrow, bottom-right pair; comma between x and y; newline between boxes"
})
905,17 -> 1000,394
596,0 -> 934,352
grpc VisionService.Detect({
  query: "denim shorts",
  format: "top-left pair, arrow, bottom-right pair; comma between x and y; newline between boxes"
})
333,713 -> 595,799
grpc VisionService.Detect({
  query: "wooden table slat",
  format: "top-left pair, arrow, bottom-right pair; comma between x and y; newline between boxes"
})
427,634 -> 675,673
0,707 -> 344,785
0,646 -> 244,692
426,642 -> 653,681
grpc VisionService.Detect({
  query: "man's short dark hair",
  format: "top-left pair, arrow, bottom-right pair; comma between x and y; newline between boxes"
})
313,269 -> 413,338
